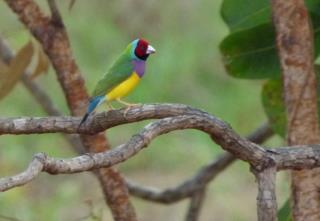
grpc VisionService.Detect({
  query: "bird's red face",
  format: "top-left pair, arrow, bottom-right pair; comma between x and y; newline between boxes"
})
134,39 -> 156,60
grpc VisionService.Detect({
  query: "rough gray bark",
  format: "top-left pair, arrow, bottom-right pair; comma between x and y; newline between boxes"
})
271,0 -> 320,220
253,166 -> 278,221
185,189 -> 206,221
126,123 -> 272,203
0,106 -> 320,195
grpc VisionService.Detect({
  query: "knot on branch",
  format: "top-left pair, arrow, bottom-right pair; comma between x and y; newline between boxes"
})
33,152 -> 48,164
250,155 -> 277,175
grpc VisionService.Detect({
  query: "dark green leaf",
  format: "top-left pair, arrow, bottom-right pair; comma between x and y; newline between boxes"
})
221,0 -> 320,32
220,23 -> 280,79
261,79 -> 287,137
221,0 -> 270,32
278,199 -> 292,221
220,0 -> 320,79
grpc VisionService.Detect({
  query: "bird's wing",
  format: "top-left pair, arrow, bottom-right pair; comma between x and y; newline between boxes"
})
92,53 -> 133,97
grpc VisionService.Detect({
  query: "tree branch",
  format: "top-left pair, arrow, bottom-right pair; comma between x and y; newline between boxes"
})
127,123 -> 272,203
185,189 -> 206,221
252,166 -> 278,221
271,0 -> 320,220
0,109 -> 320,193
126,153 -> 234,203
0,104 -> 270,168
4,0 -> 137,220
47,0 -> 63,27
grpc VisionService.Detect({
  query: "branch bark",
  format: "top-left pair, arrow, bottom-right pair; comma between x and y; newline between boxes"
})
253,166 -> 278,221
1,107 -> 320,193
127,122 -> 272,203
271,0 -> 320,220
4,0 -> 137,220
126,153 -> 234,203
0,104 -> 271,169
185,189 -> 206,221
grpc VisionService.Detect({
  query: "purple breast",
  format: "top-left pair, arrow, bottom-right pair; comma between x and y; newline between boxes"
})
132,60 -> 146,77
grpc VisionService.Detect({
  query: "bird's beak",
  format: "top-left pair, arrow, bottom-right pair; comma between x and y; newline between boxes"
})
146,45 -> 156,54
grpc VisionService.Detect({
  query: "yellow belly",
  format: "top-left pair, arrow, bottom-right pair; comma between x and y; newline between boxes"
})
106,72 -> 140,101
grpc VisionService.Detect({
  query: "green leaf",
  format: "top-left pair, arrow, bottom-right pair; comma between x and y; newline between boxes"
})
221,0 -> 320,32
220,0 -> 320,79
261,79 -> 287,137
220,23 -> 280,79
221,0 -> 270,32
262,66 -> 320,137
278,199 -> 292,221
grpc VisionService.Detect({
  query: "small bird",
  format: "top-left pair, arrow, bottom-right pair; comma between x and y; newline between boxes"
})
80,38 -> 156,125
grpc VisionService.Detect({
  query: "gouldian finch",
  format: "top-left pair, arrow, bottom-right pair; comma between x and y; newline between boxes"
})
80,38 -> 156,125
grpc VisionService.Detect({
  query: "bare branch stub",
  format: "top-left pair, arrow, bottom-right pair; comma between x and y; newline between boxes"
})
47,0 -> 63,27
185,189 -> 206,221
252,166 -> 278,221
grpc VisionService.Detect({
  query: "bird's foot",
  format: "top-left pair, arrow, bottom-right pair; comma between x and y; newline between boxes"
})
122,103 -> 142,119
116,98 -> 140,107
106,103 -> 115,110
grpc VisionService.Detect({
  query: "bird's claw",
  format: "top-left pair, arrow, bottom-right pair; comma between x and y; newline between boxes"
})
106,103 -> 115,110
123,103 -> 142,119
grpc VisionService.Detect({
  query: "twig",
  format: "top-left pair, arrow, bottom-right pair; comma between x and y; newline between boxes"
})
127,123 -> 272,203
47,0 -> 63,27
127,153 -> 234,203
252,166 -> 277,221
185,189 -> 206,221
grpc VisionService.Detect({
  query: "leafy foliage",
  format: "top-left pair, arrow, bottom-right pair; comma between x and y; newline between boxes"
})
220,0 -> 320,79
221,0 -> 270,32
220,23 -> 279,79
220,0 -> 320,139
261,79 -> 286,137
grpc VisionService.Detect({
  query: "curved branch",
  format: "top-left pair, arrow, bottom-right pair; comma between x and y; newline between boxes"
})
127,123 -> 273,203
0,105 -> 268,168
1,112 -> 320,192
126,153 -> 234,203
0,114 -> 267,191
0,103 -> 204,134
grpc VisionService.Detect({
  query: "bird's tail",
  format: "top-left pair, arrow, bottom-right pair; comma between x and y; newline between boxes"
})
79,95 -> 105,126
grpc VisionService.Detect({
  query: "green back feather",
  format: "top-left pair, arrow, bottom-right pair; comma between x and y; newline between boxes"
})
92,45 -> 134,97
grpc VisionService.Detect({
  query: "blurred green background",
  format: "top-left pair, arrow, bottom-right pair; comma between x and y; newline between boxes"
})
0,0 -> 287,220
